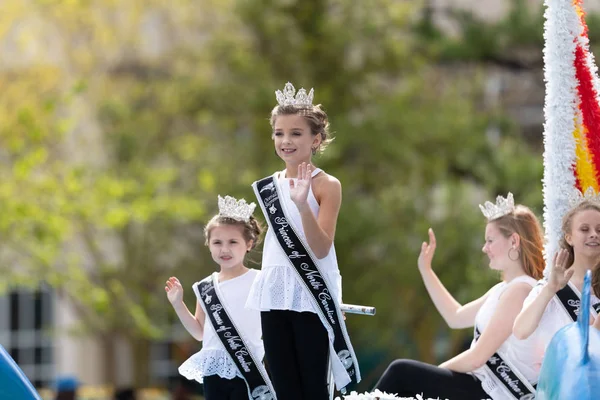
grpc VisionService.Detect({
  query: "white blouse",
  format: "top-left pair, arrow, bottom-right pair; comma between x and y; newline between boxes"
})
470,275 -> 541,400
522,279 -> 600,351
246,168 -> 343,313
178,269 -> 263,383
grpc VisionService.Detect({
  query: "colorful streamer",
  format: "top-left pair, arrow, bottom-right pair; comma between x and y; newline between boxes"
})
542,0 -> 600,273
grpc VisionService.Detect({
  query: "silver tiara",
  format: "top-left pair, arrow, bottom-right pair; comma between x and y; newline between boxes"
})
567,186 -> 600,208
479,193 -> 515,221
275,82 -> 314,107
218,195 -> 256,222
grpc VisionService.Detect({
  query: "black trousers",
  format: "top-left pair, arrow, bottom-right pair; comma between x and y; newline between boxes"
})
374,359 -> 489,400
261,310 -> 330,400
203,375 -> 248,400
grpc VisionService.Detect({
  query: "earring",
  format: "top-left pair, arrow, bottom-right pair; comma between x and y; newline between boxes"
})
508,247 -> 520,261
311,147 -> 317,155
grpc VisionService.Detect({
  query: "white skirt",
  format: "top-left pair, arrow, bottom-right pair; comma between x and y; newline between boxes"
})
179,348 -> 241,383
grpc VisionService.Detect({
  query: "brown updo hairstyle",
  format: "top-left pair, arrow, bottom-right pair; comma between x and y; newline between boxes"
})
490,205 -> 545,280
270,103 -> 333,154
204,215 -> 263,250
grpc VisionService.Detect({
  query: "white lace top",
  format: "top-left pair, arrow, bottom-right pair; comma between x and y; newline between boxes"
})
246,168 -> 343,313
178,269 -> 263,383
470,275 -> 541,400
522,279 -> 600,351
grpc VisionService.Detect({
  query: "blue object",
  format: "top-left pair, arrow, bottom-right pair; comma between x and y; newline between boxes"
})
536,270 -> 600,400
55,376 -> 80,392
0,345 -> 42,400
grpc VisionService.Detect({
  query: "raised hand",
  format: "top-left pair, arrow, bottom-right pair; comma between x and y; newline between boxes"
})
165,276 -> 184,305
547,249 -> 574,292
418,228 -> 437,272
289,162 -> 312,207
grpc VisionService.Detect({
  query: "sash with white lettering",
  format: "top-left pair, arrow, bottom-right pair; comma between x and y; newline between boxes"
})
194,274 -> 276,400
553,281 -> 600,321
474,326 -> 536,400
253,174 -> 360,392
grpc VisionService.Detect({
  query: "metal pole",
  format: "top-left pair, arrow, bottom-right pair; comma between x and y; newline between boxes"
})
328,303 -> 376,400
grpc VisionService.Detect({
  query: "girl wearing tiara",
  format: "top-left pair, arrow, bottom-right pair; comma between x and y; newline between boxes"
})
514,195 -> 600,347
165,195 -> 275,400
375,194 -> 545,400
247,83 -> 360,399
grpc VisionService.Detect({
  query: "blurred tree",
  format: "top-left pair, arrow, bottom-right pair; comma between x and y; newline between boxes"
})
0,0 -> 218,387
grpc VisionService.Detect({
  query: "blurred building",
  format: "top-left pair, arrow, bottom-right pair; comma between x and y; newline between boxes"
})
0,286 -> 181,388
0,288 -> 53,387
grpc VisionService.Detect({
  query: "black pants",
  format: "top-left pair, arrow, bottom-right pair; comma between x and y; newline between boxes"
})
203,375 -> 248,400
374,359 -> 489,400
261,310 -> 330,400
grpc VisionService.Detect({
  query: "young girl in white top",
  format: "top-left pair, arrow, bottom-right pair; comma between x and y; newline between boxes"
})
513,199 -> 600,346
246,83 -> 358,399
375,193 -> 545,400
165,195 -> 269,400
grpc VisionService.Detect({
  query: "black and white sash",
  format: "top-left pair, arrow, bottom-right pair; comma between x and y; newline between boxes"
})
194,274 -> 276,400
552,281 -> 600,321
253,173 -> 360,392
474,326 -> 536,400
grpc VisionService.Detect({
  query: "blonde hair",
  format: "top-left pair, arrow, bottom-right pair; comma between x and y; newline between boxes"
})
491,205 -> 545,280
270,104 -> 333,153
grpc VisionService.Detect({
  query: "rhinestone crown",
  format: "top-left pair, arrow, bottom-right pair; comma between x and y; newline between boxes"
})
479,193 -> 515,221
275,82 -> 314,107
567,186 -> 600,208
218,195 -> 256,222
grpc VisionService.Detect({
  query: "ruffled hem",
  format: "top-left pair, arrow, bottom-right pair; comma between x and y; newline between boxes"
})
178,349 -> 241,384
246,265 -> 341,312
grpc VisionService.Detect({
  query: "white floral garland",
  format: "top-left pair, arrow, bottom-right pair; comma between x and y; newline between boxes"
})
334,390 -> 491,400
335,391 -> 440,400
541,0 -> 582,274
